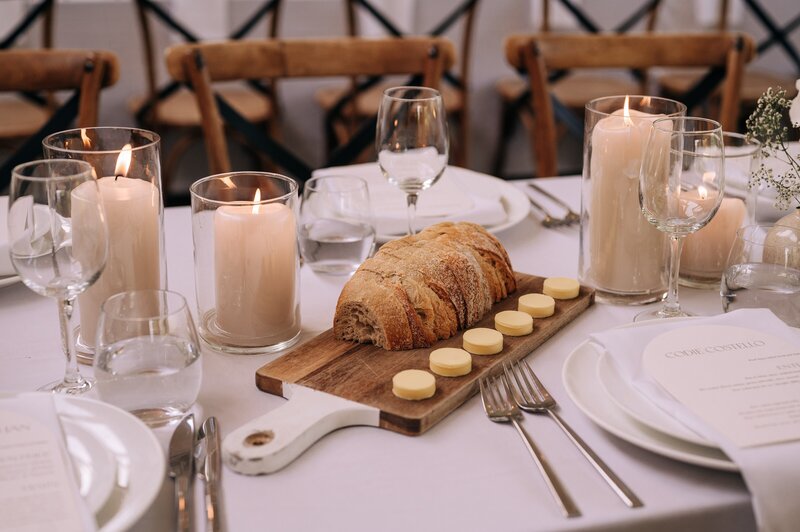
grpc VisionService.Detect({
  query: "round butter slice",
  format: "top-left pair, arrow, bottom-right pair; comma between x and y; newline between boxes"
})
429,348 -> 472,377
543,277 -> 580,300
519,293 -> 556,318
392,369 -> 436,400
494,310 -> 533,336
463,328 -> 503,355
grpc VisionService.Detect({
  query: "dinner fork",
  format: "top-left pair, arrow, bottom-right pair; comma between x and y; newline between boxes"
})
503,360 -> 643,509
526,194 -> 568,228
479,375 -> 580,518
527,182 -> 581,226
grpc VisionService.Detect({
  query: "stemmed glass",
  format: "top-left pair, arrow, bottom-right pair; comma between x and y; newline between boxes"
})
636,117 -> 725,321
376,86 -> 449,236
8,160 -> 108,393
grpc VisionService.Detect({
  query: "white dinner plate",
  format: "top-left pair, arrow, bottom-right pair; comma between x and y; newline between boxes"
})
2,392 -> 166,531
562,338 -> 737,472
0,196 -> 20,287
595,351 -> 715,448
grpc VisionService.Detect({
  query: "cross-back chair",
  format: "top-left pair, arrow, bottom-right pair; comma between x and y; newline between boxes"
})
0,48 -> 120,190
164,37 -> 455,183
0,0 -> 56,150
504,32 -> 755,178
493,0 -> 663,178
314,0 -> 479,167
131,0 -> 283,195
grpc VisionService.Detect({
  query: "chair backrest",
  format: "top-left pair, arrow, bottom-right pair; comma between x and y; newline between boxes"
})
164,37 -> 455,179
538,0 -> 661,34
0,48 -> 119,189
504,32 -> 755,177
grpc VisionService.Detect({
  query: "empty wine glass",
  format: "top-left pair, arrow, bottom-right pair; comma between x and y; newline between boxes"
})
636,116 -> 725,321
376,86 -> 449,236
8,160 -> 108,393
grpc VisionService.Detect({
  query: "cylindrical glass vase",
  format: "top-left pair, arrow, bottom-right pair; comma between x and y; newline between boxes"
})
190,172 -> 301,354
579,95 -> 686,304
43,127 -> 166,359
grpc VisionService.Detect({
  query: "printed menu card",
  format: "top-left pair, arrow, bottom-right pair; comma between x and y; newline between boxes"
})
0,393 -> 96,532
643,324 -> 800,448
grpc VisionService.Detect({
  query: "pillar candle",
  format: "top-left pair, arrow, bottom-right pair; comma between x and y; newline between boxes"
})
72,176 -> 162,346
214,199 -> 297,340
682,197 -> 747,278
588,107 -> 668,292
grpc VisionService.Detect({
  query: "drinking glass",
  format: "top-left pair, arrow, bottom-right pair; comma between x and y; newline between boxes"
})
637,116 -> 725,321
7,160 -> 108,393
721,224 -> 800,326
299,175 -> 375,275
93,289 -> 202,427
376,86 -> 449,235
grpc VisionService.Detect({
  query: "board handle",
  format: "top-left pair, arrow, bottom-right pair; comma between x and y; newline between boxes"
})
222,385 -> 380,475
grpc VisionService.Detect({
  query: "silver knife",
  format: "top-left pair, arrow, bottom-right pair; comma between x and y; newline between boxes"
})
197,417 -> 225,532
169,414 -> 196,532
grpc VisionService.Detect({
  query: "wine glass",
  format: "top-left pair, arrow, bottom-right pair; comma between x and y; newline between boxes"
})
8,160 -> 108,393
636,116 -> 725,321
376,86 -> 449,236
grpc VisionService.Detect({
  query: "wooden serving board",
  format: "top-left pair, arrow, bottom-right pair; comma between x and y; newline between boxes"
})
256,272 -> 594,436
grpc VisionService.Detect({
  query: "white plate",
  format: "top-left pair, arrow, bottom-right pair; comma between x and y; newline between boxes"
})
595,352 -> 715,448
48,394 -> 164,531
562,339 -> 737,472
0,196 -> 18,286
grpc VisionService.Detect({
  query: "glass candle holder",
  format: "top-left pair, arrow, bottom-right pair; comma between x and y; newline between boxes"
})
42,127 -> 166,360
579,95 -> 686,305
190,172 -> 301,354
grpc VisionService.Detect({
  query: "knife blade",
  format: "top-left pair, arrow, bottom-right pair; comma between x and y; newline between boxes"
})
197,417 -> 225,532
169,414 -> 196,532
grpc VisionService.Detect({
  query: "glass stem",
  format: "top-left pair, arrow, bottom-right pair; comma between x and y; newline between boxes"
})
57,296 -> 84,386
664,235 -> 684,315
406,192 -> 419,236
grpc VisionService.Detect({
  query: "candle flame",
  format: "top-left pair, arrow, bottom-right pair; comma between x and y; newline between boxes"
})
115,144 -> 133,177
252,188 -> 261,214
80,128 -> 91,149
698,185 -> 708,200
623,96 -> 633,127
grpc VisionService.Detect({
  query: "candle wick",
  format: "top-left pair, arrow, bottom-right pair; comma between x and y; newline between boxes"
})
115,174 -> 122,181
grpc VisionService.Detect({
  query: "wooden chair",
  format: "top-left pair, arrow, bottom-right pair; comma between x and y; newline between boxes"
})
0,49 -> 119,190
493,0 -> 662,178
0,0 -> 56,151
313,0 -> 479,167
504,32 -> 755,178
130,0 -> 282,197
164,37 -> 454,182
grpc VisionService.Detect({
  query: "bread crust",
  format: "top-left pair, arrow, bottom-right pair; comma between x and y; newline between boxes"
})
333,222 -> 515,350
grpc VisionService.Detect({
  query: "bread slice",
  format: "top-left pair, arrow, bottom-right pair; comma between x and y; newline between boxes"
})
333,222 -> 515,350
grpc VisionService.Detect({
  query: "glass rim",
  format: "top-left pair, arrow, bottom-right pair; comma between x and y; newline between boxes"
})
100,289 -> 189,322
189,171 -> 299,206
304,174 -> 369,194
736,223 -> 800,246
11,159 -> 93,182
42,126 -> 161,156
721,131 -> 761,155
382,85 -> 442,102
652,116 -> 722,134
584,95 -> 687,118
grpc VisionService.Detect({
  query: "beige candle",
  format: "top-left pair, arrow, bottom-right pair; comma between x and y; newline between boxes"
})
682,196 -> 746,279
588,103 -> 668,292
214,191 -> 297,340
72,146 -> 161,347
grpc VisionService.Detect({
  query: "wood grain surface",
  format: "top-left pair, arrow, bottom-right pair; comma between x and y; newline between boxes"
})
256,272 -> 594,436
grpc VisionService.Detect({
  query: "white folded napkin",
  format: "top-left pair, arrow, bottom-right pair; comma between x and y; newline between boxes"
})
0,393 -> 97,532
591,309 -> 800,532
313,164 -> 508,237
0,196 -> 13,276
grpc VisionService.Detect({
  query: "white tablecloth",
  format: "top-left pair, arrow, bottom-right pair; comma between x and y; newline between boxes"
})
0,177 -> 756,531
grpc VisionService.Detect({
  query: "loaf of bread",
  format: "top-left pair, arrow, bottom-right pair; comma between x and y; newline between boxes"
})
333,222 -> 516,350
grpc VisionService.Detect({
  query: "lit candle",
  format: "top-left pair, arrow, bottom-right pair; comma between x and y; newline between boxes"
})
214,189 -> 297,340
71,144 -> 161,347
588,97 -> 668,292
682,195 -> 746,279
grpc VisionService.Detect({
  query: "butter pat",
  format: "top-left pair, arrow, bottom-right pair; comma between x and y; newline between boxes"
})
494,310 -> 533,336
543,277 -> 580,300
519,293 -> 555,318
392,369 -> 436,400
463,328 -> 503,355
429,347 -> 472,377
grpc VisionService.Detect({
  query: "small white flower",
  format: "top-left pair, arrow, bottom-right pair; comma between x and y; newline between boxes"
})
790,79 -> 800,127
